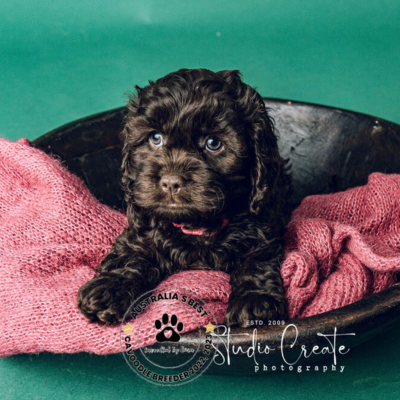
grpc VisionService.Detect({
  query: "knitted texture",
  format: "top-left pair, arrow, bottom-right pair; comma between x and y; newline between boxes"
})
0,138 -> 228,356
0,138 -> 399,356
281,172 -> 400,318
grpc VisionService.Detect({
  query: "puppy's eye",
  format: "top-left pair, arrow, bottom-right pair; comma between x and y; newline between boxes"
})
205,137 -> 223,153
149,132 -> 163,147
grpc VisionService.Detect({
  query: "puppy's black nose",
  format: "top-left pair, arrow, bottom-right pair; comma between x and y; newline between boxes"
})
160,175 -> 183,194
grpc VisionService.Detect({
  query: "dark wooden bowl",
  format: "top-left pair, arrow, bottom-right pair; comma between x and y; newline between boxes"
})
33,99 -> 400,374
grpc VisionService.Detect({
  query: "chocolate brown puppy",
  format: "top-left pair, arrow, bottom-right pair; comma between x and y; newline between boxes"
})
78,68 -> 291,327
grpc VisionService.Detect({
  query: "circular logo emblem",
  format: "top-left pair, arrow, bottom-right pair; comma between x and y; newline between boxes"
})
120,287 -> 217,386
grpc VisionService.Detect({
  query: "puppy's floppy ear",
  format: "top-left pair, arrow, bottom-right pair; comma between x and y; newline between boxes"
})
217,70 -> 282,215
247,102 -> 282,215
120,86 -> 143,212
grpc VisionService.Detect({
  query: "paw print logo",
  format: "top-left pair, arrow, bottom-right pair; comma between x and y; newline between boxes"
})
155,313 -> 184,343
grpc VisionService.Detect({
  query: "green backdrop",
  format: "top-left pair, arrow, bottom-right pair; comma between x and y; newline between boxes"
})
1,0 -> 399,399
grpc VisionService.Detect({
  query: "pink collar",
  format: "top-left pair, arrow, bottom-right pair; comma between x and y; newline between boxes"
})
172,219 -> 229,237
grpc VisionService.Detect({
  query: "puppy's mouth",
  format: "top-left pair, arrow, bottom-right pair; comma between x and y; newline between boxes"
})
153,191 -> 225,219
159,202 -> 188,212
172,218 -> 229,237
156,191 -> 191,210
138,185 -> 226,217
152,200 -> 206,217
164,202 -> 185,209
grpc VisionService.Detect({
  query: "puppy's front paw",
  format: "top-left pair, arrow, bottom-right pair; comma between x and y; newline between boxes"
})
225,292 -> 287,327
77,273 -> 138,325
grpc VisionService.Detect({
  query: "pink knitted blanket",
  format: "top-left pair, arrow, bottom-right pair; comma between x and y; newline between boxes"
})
0,138 -> 399,356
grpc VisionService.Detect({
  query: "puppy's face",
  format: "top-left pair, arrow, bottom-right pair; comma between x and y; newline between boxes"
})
122,69 -> 281,225
125,98 -> 249,224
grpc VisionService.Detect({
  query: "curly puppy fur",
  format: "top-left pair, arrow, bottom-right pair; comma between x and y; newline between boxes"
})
77,68 -> 291,327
